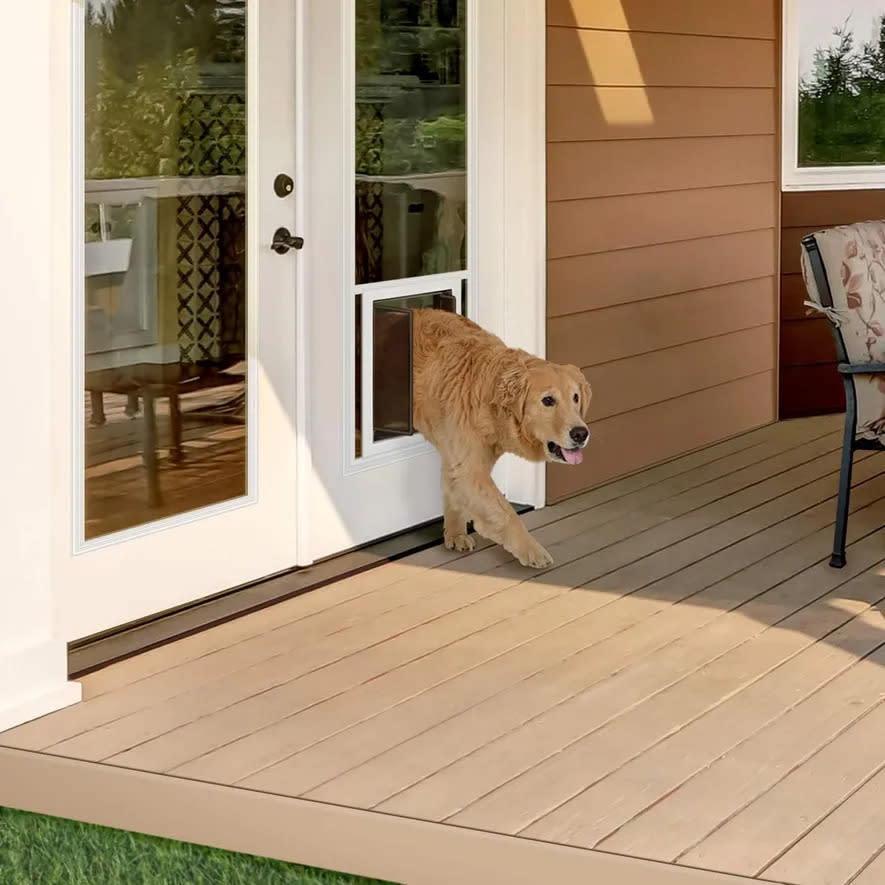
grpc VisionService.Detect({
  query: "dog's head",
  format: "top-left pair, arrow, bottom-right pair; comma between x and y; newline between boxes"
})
500,360 -> 592,465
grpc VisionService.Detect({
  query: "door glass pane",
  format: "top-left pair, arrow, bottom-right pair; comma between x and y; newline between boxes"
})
83,0 -> 248,541
354,0 -> 466,285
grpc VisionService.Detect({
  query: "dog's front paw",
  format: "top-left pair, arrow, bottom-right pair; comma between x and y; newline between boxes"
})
514,540 -> 554,569
445,532 -> 476,553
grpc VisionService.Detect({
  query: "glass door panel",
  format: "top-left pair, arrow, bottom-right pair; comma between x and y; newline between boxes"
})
82,0 -> 248,542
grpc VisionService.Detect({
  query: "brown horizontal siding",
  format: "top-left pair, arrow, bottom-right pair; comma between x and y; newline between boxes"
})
548,86 -> 775,142
545,2 -> 778,502
548,183 -> 776,258
780,318 -> 836,368
779,366 -> 845,419
547,135 -> 776,201
780,273 -> 811,321
547,373 -> 775,502
778,191 -> 885,418
547,0 -> 776,39
781,189 -> 885,227
586,327 -> 775,422
547,29 -> 775,87
548,230 -> 776,317
780,225 -> 824,275
549,279 -> 775,368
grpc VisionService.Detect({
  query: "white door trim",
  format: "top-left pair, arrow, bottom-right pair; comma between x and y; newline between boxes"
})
292,0 -> 313,568
498,0 -> 548,511
0,0 -> 82,729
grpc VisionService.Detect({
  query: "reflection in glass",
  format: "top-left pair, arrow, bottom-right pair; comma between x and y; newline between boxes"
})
83,0 -> 248,540
355,0 -> 466,285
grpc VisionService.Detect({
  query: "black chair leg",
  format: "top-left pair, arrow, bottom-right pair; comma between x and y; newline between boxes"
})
830,418 -> 854,569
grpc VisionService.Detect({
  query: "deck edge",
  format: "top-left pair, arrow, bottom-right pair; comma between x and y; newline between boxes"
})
0,746 -> 783,885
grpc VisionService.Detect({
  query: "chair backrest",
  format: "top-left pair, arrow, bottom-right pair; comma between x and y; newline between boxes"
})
800,220 -> 885,441
801,220 -> 885,364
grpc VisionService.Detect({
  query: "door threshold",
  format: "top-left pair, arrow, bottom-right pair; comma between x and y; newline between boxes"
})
67,503 -> 532,680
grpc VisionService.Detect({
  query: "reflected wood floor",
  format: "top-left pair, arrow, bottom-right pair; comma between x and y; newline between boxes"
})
4,414 -> 885,885
84,387 -> 247,539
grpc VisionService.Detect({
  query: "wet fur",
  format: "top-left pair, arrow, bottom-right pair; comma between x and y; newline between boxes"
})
412,309 -> 592,568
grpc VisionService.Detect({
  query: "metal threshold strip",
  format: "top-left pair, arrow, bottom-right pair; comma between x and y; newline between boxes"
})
68,503 -> 532,679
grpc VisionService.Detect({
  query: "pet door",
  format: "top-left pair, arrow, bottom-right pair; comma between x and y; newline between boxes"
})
354,283 -> 460,460
373,290 -> 456,441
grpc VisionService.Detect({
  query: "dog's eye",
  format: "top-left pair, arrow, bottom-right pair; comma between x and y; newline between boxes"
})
542,396 -> 556,407
573,393 -> 579,404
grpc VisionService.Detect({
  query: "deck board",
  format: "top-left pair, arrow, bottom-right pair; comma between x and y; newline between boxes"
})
382,537 -> 885,830
523,564 -> 885,850
61,426 -> 853,771
757,733 -> 885,885
297,504 -> 885,816
4,415 -> 885,885
680,691 -> 885,876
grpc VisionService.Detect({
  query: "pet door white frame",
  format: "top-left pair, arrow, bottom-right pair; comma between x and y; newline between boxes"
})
351,272 -> 466,470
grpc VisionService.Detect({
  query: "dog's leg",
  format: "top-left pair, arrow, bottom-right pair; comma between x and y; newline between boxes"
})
451,470 -> 553,569
442,477 -> 475,553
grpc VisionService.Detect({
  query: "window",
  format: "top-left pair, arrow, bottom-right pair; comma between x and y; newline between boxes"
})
783,0 -> 885,189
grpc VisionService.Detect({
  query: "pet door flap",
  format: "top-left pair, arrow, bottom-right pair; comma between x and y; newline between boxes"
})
373,305 -> 414,440
370,290 -> 458,443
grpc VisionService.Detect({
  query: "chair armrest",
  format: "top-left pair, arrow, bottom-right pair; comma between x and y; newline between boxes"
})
838,362 -> 885,374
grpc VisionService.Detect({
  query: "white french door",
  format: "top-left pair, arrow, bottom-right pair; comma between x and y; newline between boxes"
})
54,0 -> 302,640
54,0 -> 544,639
302,0 -> 533,561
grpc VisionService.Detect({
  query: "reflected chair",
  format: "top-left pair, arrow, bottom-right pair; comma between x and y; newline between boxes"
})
800,221 -> 885,568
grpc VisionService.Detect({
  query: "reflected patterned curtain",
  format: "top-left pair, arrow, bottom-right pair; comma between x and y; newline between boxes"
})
355,100 -> 385,285
176,91 -> 247,366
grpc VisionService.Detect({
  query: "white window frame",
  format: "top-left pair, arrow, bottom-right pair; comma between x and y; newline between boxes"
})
782,0 -> 885,191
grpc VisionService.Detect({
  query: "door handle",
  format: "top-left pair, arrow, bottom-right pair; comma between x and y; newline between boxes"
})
271,227 -> 304,254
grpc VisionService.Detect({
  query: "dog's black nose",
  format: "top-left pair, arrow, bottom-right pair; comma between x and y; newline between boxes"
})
570,426 -> 589,446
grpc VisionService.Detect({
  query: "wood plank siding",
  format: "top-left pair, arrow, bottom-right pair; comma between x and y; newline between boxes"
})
779,190 -> 885,418
545,0 -> 779,502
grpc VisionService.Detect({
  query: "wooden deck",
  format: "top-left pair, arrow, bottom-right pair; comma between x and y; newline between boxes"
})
3,414 -> 885,885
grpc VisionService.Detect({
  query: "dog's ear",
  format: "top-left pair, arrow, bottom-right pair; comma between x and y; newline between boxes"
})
498,363 -> 530,420
564,364 -> 593,417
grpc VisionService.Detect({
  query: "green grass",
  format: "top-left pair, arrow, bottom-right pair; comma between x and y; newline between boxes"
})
0,806 -> 393,885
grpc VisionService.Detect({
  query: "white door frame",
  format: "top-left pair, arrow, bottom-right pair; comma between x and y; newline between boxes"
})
498,0 -> 548,509
292,0 -> 547,565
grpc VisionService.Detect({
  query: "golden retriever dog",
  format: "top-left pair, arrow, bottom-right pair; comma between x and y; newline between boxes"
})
412,308 -> 592,568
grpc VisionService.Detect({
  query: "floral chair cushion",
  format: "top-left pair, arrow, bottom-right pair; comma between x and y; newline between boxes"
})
801,220 -> 885,443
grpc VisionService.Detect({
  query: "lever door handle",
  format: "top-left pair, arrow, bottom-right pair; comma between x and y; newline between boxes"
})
271,227 -> 304,254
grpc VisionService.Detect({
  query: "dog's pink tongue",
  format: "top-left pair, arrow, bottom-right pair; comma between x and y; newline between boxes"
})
563,447 -> 583,465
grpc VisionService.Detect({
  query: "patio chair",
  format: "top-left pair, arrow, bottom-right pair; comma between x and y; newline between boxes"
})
800,221 -> 885,568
